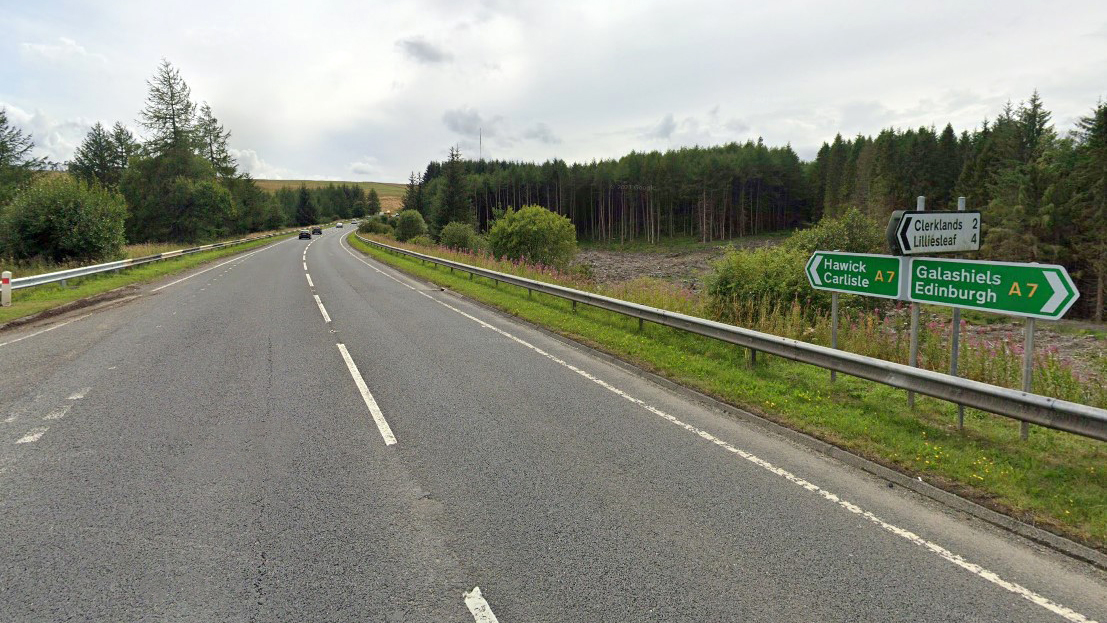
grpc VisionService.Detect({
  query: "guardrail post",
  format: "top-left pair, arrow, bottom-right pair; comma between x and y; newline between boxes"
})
831,292 -> 839,382
1,271 -> 10,307
572,300 -> 577,312
638,317 -> 643,332
907,196 -> 925,408
1021,317 -> 1035,440
61,279 -> 68,289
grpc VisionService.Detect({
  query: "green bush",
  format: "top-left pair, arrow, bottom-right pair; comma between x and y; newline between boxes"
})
407,234 -> 434,246
439,221 -> 479,252
486,205 -> 576,268
393,209 -> 427,242
359,220 -> 393,236
0,175 -> 127,263
785,207 -> 885,254
705,245 -> 825,322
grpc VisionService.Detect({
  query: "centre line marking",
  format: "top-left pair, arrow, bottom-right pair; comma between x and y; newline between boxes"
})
336,343 -> 396,445
151,240 -> 285,292
68,387 -> 90,400
303,262 -> 308,271
44,405 -> 71,420
16,427 -> 48,444
313,295 -> 331,323
0,313 -> 92,349
463,587 -> 499,623
340,236 -> 1096,623
306,273 -> 314,287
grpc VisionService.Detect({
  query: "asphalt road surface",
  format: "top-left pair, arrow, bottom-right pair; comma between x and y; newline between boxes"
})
1,227 -> 1105,622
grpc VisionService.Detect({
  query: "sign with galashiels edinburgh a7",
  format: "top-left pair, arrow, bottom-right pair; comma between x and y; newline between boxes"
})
891,210 -> 982,255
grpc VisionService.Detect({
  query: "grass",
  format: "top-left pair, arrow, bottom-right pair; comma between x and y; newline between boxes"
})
348,232 -> 1107,551
0,235 -> 289,326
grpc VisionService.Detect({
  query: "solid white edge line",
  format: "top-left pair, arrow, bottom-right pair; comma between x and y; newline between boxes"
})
152,239 -> 285,292
341,234 -> 1096,623
16,426 -> 48,444
306,273 -> 314,288
336,343 -> 396,445
44,405 -> 71,420
463,587 -> 499,623
0,313 -> 92,349
313,294 -> 331,323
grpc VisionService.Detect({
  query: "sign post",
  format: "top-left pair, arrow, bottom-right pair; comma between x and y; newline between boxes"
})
950,197 -> 967,430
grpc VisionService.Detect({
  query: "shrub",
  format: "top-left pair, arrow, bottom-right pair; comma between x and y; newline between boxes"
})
0,175 -> 127,263
785,207 -> 885,254
486,205 -> 576,268
359,220 -> 393,236
705,245 -> 825,323
407,234 -> 434,246
439,221 -> 479,252
393,209 -> 427,242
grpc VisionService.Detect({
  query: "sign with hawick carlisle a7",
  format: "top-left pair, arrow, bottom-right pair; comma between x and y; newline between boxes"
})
805,251 -> 901,299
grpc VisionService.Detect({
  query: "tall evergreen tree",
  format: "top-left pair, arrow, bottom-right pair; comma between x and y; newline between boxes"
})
69,123 -> 119,187
295,184 -> 318,226
196,102 -> 236,177
110,122 -> 140,170
437,145 -> 472,229
140,59 -> 197,155
0,107 -> 46,203
1072,102 -> 1107,320
366,188 -> 382,215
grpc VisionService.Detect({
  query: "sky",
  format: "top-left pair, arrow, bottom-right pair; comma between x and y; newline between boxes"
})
2,0 -> 1106,183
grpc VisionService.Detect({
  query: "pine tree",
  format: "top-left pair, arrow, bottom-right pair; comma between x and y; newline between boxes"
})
437,145 -> 472,229
366,188 -> 382,215
111,123 -> 140,170
196,102 -> 236,177
140,59 -> 197,155
0,107 -> 46,202
69,122 -> 119,187
295,184 -> 318,226
1073,102 -> 1107,320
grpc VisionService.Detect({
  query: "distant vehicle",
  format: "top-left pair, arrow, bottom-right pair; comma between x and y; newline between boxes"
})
298,229 -> 312,240
311,226 -> 323,235
336,222 -> 344,228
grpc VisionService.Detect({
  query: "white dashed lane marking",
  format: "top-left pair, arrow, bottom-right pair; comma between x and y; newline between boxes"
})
16,427 -> 48,444
44,405 -> 71,420
336,343 -> 396,446
68,387 -> 90,400
464,587 -> 499,623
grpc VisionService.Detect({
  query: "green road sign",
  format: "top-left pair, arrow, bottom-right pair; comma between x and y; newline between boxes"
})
806,251 -> 902,299
909,257 -> 1078,319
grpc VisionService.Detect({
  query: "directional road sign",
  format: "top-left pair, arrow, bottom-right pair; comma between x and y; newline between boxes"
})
890,210 -> 982,255
909,257 -> 1078,319
806,251 -> 902,299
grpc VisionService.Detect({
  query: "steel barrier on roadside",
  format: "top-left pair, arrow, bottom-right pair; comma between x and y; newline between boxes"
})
2,230 -> 297,297
354,233 -> 1107,443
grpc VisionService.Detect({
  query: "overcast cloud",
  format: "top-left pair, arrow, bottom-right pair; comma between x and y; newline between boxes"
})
2,0 -> 1106,182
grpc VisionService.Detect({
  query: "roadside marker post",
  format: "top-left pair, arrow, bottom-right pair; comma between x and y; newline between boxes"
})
1,271 -> 10,307
908,196 -> 924,409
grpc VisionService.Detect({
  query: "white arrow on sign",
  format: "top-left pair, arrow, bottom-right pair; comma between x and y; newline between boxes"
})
1042,271 -> 1068,315
807,255 -> 823,286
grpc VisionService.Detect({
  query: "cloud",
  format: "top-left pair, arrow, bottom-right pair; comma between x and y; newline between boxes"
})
348,156 -> 384,179
1,102 -> 94,163
230,148 -> 290,179
523,122 -> 561,144
646,113 -> 677,140
395,37 -> 453,64
20,37 -> 107,64
443,106 -> 503,138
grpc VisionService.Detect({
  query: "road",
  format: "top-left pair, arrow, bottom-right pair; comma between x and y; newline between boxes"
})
1,226 -> 1105,622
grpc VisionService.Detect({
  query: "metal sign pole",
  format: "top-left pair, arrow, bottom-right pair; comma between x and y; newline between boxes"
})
1021,317 -> 1035,440
831,292 -> 839,382
908,196 -> 924,409
951,197 -> 966,429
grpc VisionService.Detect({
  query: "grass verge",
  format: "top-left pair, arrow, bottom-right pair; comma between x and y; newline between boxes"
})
348,233 -> 1107,551
0,235 -> 290,326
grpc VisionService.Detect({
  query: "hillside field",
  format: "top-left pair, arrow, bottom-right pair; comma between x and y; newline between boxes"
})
254,179 -> 405,212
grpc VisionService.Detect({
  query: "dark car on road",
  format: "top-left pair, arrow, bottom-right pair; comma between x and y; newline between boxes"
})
311,226 -> 323,235
298,229 -> 312,240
